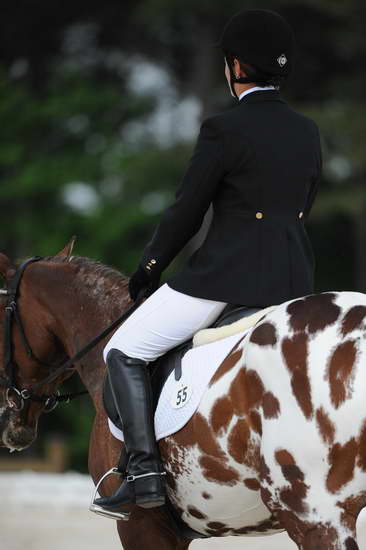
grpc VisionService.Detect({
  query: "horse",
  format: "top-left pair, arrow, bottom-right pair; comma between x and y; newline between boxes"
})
1,240 -> 366,550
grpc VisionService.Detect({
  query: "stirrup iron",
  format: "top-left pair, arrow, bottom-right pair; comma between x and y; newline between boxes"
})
89,467 -> 130,521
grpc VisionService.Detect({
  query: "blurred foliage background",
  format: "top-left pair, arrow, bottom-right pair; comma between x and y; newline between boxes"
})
0,0 -> 365,471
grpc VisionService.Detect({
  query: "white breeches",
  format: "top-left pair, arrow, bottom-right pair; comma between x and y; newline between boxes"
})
103,283 -> 227,363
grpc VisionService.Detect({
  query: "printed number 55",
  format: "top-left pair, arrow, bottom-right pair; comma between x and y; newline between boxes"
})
176,386 -> 188,406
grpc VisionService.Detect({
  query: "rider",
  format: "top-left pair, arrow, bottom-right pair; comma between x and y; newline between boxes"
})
94,9 -> 322,513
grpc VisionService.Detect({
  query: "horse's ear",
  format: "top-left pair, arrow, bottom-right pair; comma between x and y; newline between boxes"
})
55,236 -> 77,261
0,253 -> 16,279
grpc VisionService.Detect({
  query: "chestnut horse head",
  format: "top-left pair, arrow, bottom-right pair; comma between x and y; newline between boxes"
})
0,239 -> 78,451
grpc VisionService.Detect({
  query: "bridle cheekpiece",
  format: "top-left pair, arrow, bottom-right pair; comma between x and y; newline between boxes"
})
1,256 -> 86,413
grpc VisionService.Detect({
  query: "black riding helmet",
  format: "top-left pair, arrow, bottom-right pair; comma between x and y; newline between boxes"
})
220,9 -> 295,99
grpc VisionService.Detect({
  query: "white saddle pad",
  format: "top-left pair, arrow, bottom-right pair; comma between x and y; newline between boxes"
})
108,329 -> 249,443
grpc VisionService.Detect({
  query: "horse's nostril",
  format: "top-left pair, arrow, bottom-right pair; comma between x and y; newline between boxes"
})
3,424 -> 36,451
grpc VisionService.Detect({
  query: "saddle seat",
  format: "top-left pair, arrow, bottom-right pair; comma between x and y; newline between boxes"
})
103,303 -> 274,432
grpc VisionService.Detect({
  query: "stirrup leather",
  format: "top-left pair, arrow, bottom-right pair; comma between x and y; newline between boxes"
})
126,471 -> 166,482
89,467 -> 130,521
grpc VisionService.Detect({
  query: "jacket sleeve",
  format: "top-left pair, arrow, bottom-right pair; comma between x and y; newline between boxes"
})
304,123 -> 322,220
140,116 -> 224,275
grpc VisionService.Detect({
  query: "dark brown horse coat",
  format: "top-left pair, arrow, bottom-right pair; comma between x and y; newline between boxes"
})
141,89 -> 322,307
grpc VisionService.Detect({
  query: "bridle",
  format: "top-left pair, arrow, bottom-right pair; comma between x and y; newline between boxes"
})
0,256 -> 145,414
0,256 -> 86,413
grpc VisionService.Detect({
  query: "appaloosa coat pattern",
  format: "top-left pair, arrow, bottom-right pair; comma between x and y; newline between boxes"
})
160,291 -> 366,549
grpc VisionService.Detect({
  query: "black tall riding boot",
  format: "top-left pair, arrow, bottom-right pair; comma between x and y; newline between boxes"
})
95,349 -> 166,512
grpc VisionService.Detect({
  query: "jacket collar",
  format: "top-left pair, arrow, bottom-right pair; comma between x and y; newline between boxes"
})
238,89 -> 286,104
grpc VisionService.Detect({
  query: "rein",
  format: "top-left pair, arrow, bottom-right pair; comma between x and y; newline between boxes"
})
1,256 -> 144,412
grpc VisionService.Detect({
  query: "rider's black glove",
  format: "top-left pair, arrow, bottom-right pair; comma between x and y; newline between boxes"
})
128,264 -> 160,302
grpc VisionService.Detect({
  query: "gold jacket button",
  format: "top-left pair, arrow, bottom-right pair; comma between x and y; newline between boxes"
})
150,259 -> 157,264
256,212 -> 263,219
299,211 -> 304,218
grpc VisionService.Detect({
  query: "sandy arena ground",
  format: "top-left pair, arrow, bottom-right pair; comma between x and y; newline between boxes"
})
1,472 -> 366,550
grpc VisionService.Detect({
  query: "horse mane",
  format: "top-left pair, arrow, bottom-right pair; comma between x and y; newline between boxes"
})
44,255 -> 129,290
0,255 -> 130,305
71,256 -> 128,285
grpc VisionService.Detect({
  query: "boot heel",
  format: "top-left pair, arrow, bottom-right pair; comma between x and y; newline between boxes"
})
136,496 -> 166,509
131,472 -> 166,508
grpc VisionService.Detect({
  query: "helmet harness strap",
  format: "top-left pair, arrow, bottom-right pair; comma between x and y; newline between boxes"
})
225,54 -> 280,100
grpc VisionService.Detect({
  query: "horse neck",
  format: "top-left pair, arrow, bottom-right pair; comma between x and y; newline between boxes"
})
27,259 -> 131,408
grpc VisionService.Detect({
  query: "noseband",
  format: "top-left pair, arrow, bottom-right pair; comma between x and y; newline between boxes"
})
0,256 -> 146,413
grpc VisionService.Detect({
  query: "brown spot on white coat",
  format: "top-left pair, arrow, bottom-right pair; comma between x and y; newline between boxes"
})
244,478 -> 261,491
199,455 -> 240,486
316,407 -> 335,445
327,438 -> 358,494
210,396 -> 233,434
327,339 -> 358,409
358,421 -> 366,471
229,368 -> 265,416
287,293 -> 341,334
262,392 -> 281,419
227,418 -> 250,464
249,322 -> 278,347
341,305 -> 366,336
187,505 -> 207,519
282,332 -> 313,419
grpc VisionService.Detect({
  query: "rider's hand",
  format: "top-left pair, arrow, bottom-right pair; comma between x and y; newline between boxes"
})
128,264 -> 160,302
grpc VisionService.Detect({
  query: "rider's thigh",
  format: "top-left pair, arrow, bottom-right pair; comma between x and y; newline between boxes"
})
103,283 -> 227,362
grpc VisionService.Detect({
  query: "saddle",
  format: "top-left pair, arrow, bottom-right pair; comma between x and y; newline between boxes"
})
102,303 -> 267,540
103,304 -> 263,432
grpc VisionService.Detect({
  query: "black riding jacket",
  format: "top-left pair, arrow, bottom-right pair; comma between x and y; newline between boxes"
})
140,89 -> 322,307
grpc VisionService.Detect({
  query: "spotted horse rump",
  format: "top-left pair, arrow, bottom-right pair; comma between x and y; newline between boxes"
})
160,291 -> 366,548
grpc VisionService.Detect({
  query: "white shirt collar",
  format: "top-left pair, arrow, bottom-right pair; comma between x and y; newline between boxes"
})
239,86 -> 275,101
